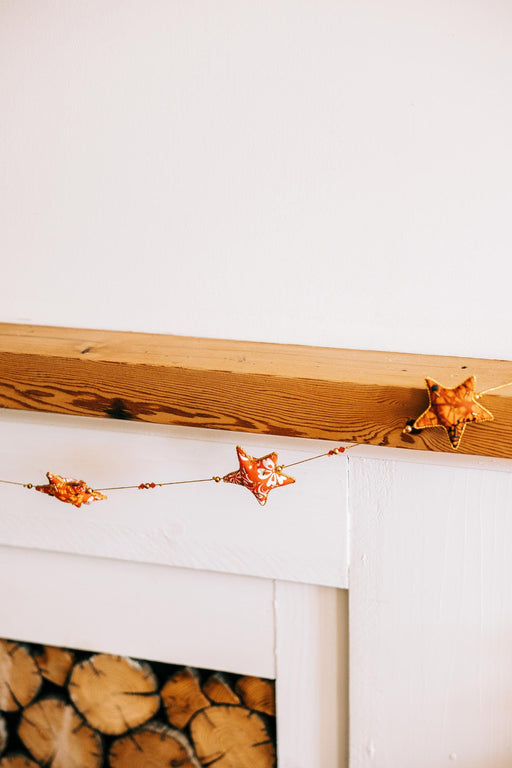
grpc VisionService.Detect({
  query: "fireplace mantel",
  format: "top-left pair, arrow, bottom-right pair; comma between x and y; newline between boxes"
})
1,323 -> 512,459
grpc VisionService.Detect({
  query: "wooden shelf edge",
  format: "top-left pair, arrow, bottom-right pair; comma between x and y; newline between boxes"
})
0,323 -> 511,460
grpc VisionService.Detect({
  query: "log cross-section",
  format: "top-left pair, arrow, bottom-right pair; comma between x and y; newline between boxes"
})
0,323 -> 512,458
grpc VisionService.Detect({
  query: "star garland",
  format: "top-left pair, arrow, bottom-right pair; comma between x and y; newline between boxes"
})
0,444 -> 355,508
1,372 -> 511,507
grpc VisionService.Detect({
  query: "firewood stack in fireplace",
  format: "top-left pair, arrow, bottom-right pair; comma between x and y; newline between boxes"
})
0,639 -> 276,768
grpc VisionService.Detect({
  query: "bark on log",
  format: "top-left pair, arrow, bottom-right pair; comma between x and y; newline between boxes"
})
203,674 -> 240,705
18,697 -> 102,768
0,756 -> 39,768
68,654 -> 160,736
0,641 -> 42,712
190,705 -> 275,768
34,646 -> 74,687
0,714 -> 6,756
109,722 -> 201,768
161,668 -> 210,729
235,676 -> 276,716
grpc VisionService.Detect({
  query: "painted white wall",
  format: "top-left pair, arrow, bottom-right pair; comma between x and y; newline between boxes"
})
1,0 -> 511,359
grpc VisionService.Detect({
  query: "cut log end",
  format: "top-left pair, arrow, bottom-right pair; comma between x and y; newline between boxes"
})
235,676 -> 276,716
68,654 -> 160,735
0,756 -> 40,768
34,645 -> 75,687
190,705 -> 276,768
18,697 -> 103,768
203,674 -> 241,705
161,668 -> 210,729
109,722 -> 201,768
0,641 -> 42,712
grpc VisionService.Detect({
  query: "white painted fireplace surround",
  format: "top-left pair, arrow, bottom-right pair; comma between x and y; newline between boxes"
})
0,410 -> 348,767
2,408 -> 512,767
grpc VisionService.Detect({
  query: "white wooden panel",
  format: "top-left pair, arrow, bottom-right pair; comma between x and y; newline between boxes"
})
0,544 -> 275,678
0,409 -> 348,587
349,455 -> 512,768
275,581 -> 348,768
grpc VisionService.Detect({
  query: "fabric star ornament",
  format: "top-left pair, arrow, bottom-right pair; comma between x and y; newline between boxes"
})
223,445 -> 295,505
35,472 -> 107,507
413,376 -> 493,449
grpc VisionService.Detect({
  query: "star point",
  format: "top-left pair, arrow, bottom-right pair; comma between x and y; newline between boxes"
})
413,376 -> 493,450
223,445 -> 295,505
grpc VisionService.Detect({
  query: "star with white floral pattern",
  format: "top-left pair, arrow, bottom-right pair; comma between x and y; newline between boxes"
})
223,445 -> 295,505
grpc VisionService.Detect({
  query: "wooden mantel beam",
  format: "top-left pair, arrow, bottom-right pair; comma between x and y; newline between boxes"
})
0,323 -> 511,459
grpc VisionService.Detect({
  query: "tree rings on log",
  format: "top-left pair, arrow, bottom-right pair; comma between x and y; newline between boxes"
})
34,646 -> 74,687
109,722 -> 201,768
235,676 -> 276,716
190,705 -> 275,768
203,674 -> 240,705
68,654 -> 160,735
0,636 -> 277,767
161,668 -> 210,729
18,697 -> 102,768
0,642 -> 42,712
0,756 -> 39,768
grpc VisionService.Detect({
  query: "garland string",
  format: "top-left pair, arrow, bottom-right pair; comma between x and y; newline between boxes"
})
279,442 -> 359,469
0,442 -> 359,507
476,382 -> 512,398
97,478 -> 216,491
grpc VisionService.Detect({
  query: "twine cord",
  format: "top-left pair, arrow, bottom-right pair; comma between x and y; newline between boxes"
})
281,442 -> 359,470
0,444 -> 358,493
97,477 -> 215,491
477,381 -> 512,398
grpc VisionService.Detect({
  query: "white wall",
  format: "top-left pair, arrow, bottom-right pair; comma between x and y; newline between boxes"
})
1,0 -> 511,359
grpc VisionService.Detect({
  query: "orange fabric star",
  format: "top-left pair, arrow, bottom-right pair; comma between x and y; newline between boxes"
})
223,445 -> 295,505
413,376 -> 493,449
35,472 -> 107,508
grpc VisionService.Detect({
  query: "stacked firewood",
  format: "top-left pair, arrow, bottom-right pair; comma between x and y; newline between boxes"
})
0,639 -> 276,767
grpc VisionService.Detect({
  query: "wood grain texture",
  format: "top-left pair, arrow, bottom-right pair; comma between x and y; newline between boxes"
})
68,654 -> 160,735
0,757 -> 39,768
161,669 -> 210,729
109,723 -> 201,768
34,646 -> 74,687
1,324 -> 511,458
203,675 -> 240,705
189,705 -> 275,768
0,642 -> 41,712
18,697 -> 102,768
234,677 -> 275,716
